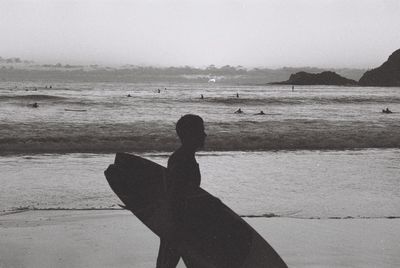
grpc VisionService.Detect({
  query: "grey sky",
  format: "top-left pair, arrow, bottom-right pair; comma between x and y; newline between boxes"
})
1,0 -> 399,68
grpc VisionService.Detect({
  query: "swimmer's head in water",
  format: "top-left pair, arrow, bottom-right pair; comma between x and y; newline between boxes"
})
176,114 -> 207,149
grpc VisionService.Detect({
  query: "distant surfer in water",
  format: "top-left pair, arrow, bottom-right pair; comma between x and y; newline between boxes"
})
30,102 -> 39,108
382,107 -> 392,114
234,108 -> 243,114
255,110 -> 265,115
157,114 -> 207,268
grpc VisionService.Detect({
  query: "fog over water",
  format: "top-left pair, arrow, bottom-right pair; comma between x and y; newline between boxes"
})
1,0 -> 399,68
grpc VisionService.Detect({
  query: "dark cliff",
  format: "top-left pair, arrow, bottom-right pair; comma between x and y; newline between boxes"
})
359,49 -> 400,87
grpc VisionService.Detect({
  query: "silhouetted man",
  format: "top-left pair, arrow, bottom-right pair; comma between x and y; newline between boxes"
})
156,114 -> 207,268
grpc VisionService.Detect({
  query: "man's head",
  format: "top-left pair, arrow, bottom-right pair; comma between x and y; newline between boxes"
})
176,114 -> 207,150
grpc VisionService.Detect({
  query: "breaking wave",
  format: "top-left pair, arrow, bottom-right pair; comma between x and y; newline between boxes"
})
205,96 -> 400,105
1,119 -> 400,155
0,94 -> 70,101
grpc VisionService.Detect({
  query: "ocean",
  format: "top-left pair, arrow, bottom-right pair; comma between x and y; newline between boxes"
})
1,82 -> 399,218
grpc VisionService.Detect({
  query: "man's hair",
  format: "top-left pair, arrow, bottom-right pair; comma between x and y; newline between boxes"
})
176,114 -> 204,141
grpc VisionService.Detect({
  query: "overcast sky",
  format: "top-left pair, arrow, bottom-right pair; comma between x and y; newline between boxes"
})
1,0 -> 399,68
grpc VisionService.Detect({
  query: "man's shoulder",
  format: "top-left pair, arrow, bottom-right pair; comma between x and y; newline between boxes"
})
168,148 -> 194,168
168,149 -> 185,165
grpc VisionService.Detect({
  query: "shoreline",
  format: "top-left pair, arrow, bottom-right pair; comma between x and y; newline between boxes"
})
2,208 -> 400,220
1,146 -> 400,157
2,149 -> 400,220
1,210 -> 399,268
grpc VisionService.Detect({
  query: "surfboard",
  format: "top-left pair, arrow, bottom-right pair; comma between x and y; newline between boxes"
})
104,153 -> 287,268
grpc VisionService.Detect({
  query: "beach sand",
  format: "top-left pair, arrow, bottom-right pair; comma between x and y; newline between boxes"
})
1,210 -> 399,268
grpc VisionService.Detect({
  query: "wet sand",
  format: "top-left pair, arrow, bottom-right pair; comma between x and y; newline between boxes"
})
1,210 -> 399,268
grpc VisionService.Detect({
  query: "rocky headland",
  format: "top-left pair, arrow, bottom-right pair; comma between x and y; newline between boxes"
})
272,71 -> 358,86
359,49 -> 400,87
